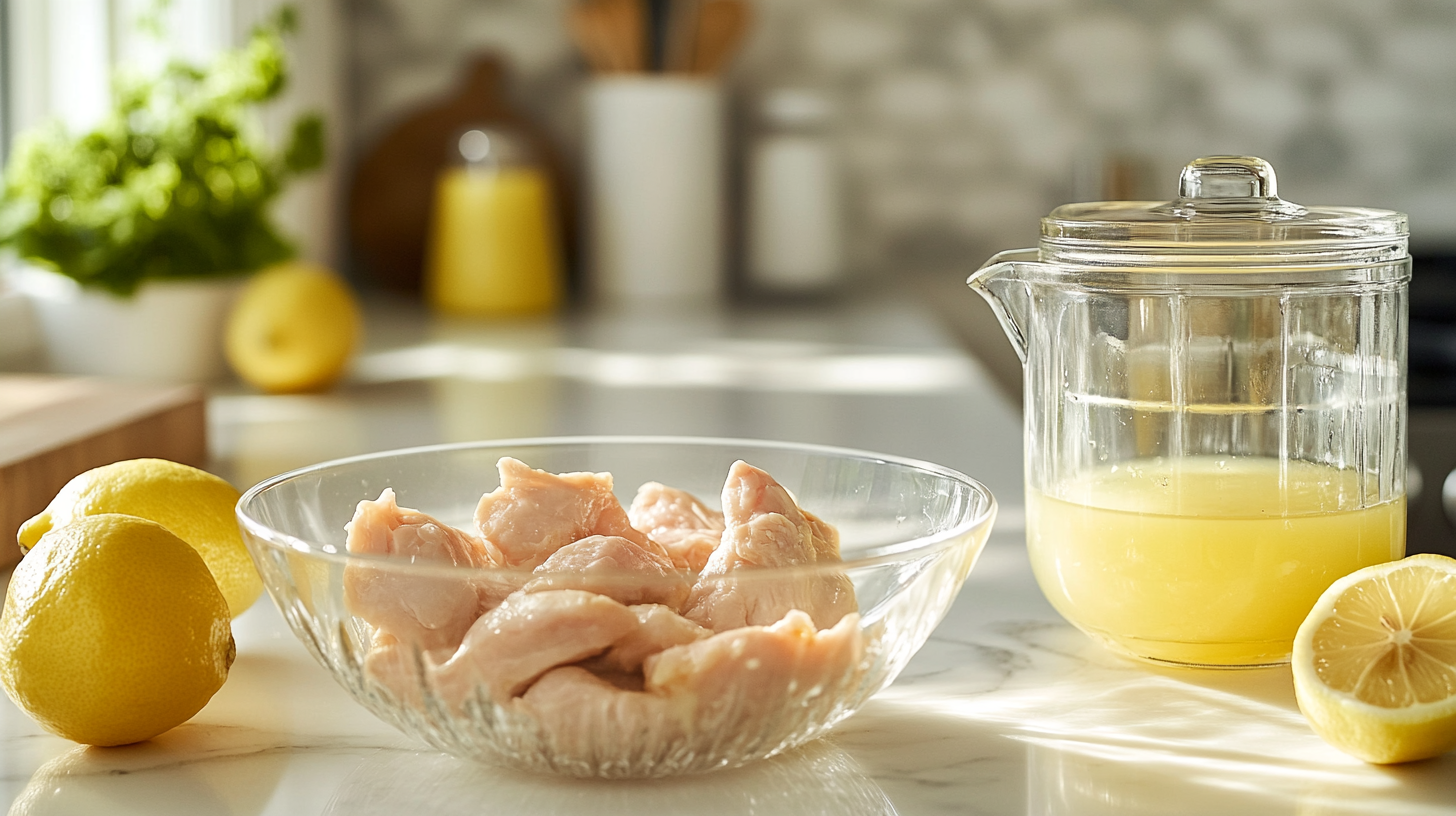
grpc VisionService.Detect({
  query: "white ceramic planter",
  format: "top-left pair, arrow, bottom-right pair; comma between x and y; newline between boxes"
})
9,268 -> 243,381
0,288 -> 40,368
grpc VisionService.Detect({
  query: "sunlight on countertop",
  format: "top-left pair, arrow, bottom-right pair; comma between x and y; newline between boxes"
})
205,293 -> 1026,498
351,341 -> 982,393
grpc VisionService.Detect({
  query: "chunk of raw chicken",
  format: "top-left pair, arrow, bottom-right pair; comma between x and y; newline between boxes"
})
344,488 -> 503,651
681,462 -> 857,631
582,604 -> 711,675
432,590 -> 639,706
524,535 -> 692,609
628,482 -> 726,572
475,458 -> 662,569
719,462 -> 841,560
645,609 -> 865,740
517,609 -> 866,764
517,666 -> 685,763
801,509 -> 842,562
361,631 -> 454,707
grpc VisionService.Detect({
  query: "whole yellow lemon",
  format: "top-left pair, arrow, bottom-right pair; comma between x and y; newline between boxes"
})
0,514 -> 235,746
18,458 -> 261,618
226,262 -> 362,394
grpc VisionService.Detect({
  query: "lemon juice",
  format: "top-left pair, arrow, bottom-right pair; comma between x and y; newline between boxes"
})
1026,456 -> 1405,667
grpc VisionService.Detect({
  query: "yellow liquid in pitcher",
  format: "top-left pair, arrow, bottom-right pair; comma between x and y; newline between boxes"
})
1026,457 -> 1405,667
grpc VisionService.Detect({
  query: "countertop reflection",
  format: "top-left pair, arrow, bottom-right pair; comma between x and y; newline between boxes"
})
1,291 -> 1451,814
324,742 -> 894,816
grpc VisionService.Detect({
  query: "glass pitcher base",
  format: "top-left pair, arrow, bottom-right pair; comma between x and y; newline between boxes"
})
1085,630 -> 1292,669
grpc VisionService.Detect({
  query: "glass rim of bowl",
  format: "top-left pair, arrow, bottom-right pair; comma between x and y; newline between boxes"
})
235,434 -> 997,579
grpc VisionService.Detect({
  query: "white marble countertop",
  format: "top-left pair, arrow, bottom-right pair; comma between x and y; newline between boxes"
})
2,291 -> 1453,815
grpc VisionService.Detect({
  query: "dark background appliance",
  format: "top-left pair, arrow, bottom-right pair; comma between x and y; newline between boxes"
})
1408,253 -> 1456,558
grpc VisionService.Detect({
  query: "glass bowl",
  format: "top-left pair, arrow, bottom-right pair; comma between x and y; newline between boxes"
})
236,437 -> 996,778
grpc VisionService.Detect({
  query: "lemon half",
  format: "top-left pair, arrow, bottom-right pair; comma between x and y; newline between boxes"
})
1293,553 -> 1456,764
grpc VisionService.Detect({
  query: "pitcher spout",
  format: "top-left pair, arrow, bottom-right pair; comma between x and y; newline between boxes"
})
966,248 -> 1044,364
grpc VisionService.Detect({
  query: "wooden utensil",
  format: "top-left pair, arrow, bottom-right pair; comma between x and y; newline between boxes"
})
568,1 -> 615,73
568,0 -> 646,74
692,0 -> 751,75
647,0 -> 671,71
605,0 -> 646,73
666,0 -> 702,73
0,375 -> 206,567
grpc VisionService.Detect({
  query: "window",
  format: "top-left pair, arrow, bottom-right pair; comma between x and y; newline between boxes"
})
1,0 -> 343,265
2,0 -> 234,149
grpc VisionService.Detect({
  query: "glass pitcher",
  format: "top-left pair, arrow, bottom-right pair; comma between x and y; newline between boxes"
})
969,156 -> 1409,668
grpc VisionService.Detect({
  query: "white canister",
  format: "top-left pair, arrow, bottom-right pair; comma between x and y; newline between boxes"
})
747,88 -> 844,293
585,77 -> 724,306
9,267 -> 241,381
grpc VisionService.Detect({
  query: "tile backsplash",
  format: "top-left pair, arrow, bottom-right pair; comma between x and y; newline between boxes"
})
348,0 -> 1456,278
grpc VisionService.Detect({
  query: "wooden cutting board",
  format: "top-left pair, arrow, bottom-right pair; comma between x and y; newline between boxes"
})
0,376 -> 207,568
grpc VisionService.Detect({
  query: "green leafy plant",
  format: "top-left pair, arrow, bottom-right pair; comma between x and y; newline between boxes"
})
0,7 -> 325,296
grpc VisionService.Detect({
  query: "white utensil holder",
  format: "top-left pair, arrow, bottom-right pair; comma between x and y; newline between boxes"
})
585,77 -> 724,306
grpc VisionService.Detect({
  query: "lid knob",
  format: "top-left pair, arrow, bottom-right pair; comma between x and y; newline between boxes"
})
1178,155 -> 1278,200
1166,155 -> 1306,219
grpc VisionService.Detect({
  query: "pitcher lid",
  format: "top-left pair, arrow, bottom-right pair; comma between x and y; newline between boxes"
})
1041,156 -> 1408,267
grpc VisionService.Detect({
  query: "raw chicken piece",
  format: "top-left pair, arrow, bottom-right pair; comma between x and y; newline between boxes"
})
583,604 -> 711,674
628,482 -> 726,572
470,571 -> 533,615
681,462 -> 857,631
644,609 -> 865,739
517,610 -> 864,764
589,668 -> 647,692
661,533 -> 719,574
432,590 -> 639,706
524,535 -> 692,609
475,458 -> 662,569
361,631 -> 453,707
719,462 -> 839,560
802,509 -> 842,562
344,488 -> 501,651
517,666 -> 685,762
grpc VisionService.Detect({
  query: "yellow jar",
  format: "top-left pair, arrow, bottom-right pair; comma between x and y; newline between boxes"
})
425,128 -> 563,317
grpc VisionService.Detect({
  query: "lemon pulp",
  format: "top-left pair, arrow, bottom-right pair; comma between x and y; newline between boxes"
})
1294,554 -> 1456,763
1312,563 -> 1456,705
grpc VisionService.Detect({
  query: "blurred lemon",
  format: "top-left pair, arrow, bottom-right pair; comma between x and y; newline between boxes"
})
1293,553 -> 1456,764
0,514 -> 234,746
225,261 -> 361,394
18,459 -> 261,617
